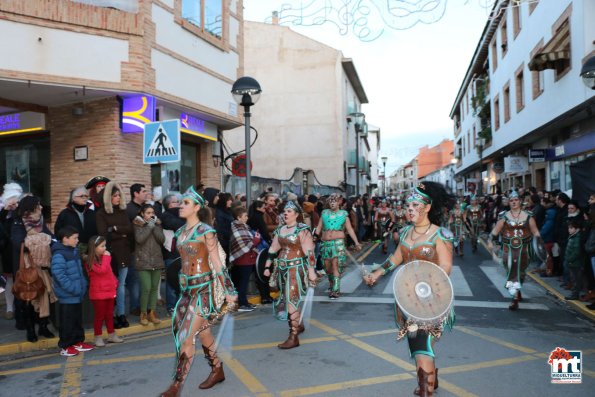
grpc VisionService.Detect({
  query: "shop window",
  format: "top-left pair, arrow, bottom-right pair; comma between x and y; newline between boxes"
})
150,142 -> 200,195
181,0 -> 224,39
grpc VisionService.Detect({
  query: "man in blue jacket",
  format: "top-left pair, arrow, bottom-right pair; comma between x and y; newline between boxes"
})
51,225 -> 94,357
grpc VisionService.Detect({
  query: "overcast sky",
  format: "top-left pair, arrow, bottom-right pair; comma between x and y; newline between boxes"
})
243,0 -> 492,174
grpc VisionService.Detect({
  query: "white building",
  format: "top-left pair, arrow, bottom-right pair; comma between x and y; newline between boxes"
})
421,164 -> 456,194
225,21 -> 376,196
450,0 -> 595,196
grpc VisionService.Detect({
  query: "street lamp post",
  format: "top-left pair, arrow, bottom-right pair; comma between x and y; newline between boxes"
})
232,76 -> 261,206
381,156 -> 388,196
349,112 -> 365,196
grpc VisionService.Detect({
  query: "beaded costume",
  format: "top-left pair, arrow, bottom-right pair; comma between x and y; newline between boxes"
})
319,209 -> 348,294
466,205 -> 483,252
499,210 -> 534,296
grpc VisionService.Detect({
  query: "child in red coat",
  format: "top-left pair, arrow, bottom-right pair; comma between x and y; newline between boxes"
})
85,236 -> 123,346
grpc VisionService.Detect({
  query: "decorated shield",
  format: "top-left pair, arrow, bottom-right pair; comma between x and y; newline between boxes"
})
393,260 -> 454,325
532,236 -> 547,262
256,248 -> 271,284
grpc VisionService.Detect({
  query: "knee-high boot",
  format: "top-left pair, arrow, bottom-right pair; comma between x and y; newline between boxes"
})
160,352 -> 193,397
278,311 -> 300,349
414,368 -> 438,395
415,367 -> 435,397
199,343 -> 225,389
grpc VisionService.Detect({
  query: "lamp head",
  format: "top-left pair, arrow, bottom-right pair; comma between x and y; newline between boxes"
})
349,112 -> 365,131
231,76 -> 262,107
580,56 -> 595,90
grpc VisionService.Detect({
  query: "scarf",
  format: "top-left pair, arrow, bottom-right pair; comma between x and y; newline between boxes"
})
229,220 -> 254,263
23,213 -> 43,234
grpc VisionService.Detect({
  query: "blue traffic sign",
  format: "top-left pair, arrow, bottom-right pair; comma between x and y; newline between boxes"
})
143,119 -> 181,164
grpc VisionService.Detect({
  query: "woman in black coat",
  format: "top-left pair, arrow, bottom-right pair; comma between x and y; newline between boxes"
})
214,192 -> 234,259
54,186 -> 97,249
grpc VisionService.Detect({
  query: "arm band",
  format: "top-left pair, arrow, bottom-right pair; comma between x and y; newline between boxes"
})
268,251 -> 278,260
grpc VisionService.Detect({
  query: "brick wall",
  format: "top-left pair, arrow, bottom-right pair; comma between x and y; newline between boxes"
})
200,142 -> 221,189
48,97 -> 151,221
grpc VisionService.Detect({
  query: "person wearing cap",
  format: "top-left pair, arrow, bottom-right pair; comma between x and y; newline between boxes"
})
85,176 -> 110,210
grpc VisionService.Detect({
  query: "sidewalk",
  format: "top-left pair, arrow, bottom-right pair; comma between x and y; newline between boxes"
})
0,242 -> 377,358
480,238 -> 595,322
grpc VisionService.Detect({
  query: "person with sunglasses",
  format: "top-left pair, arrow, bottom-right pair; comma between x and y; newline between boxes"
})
488,190 -> 541,310
54,186 -> 98,256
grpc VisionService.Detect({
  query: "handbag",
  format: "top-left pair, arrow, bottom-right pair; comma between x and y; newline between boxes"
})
12,243 -> 46,302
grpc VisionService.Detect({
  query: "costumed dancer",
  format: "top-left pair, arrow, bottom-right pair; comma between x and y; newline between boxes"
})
314,194 -> 361,300
365,182 -> 454,397
488,190 -> 540,310
263,201 -> 317,349
375,199 -> 395,254
160,187 -> 237,397
449,200 -> 466,257
463,195 -> 484,253
391,201 -> 408,245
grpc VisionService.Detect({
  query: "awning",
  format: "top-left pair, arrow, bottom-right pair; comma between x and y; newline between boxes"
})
528,22 -> 570,71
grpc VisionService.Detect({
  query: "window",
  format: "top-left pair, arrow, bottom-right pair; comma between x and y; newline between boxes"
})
500,17 -> 508,56
466,91 -> 469,114
512,4 -> 521,38
463,136 -> 466,156
553,19 -> 571,81
493,95 -> 500,131
531,39 -> 544,99
473,126 -> 476,148
529,0 -> 539,14
467,131 -> 471,153
515,67 -> 524,112
182,0 -> 223,39
503,83 -> 510,123
491,39 -> 498,70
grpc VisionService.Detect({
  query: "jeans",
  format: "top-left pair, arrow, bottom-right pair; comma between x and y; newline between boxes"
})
116,267 -> 128,316
126,263 -> 140,310
138,269 -> 161,312
164,259 -> 179,310
232,265 -> 254,306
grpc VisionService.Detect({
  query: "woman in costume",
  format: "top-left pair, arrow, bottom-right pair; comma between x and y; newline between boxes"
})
463,195 -> 484,253
314,194 -> 361,299
160,187 -> 237,397
374,199 -> 395,254
488,191 -> 540,310
365,182 -> 454,397
391,201 -> 408,245
449,200 -> 466,257
263,201 -> 317,349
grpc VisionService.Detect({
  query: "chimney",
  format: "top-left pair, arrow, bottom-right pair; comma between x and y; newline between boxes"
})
272,11 -> 279,25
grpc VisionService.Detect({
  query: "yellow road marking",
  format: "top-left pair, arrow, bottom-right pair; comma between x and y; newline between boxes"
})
219,352 -> 272,396
440,354 -> 538,375
0,352 -> 57,367
308,319 -> 343,336
0,363 -> 62,376
232,337 -> 338,351
87,352 -> 174,366
342,336 -> 416,371
584,369 -> 595,378
59,352 -> 84,397
279,372 -> 412,397
357,242 -> 379,262
456,326 -> 537,354
351,329 -> 396,338
438,380 -> 479,397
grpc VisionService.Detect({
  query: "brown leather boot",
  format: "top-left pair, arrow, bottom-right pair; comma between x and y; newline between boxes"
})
140,312 -> 149,326
414,368 -> 438,395
297,323 -> 305,334
278,332 -> 299,349
160,352 -> 191,397
415,367 -> 434,397
198,345 -> 225,389
148,310 -> 161,324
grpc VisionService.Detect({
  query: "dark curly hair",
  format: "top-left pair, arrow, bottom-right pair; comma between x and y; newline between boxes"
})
416,182 -> 452,226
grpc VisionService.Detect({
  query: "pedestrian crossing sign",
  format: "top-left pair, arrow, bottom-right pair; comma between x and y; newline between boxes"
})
143,119 -> 181,164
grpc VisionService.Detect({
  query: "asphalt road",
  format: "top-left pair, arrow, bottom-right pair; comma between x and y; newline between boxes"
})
1,242 -> 593,397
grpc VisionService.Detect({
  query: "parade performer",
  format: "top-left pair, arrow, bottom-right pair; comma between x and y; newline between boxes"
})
314,194 -> 361,299
463,195 -> 484,253
375,199 -> 395,254
160,187 -> 237,397
449,200 -> 466,257
365,182 -> 454,397
391,201 -> 408,243
488,191 -> 540,310
263,201 -> 317,349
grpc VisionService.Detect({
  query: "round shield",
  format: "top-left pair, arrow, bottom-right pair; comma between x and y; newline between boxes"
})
256,248 -> 270,284
166,257 -> 182,294
532,236 -> 547,262
393,260 -> 454,324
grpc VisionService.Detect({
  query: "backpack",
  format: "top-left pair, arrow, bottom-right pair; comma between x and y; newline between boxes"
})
12,243 -> 46,301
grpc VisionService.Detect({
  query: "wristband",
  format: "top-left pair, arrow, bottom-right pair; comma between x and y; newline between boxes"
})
267,251 -> 278,260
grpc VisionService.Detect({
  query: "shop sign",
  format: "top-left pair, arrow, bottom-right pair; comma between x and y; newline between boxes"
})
528,149 -> 546,163
555,145 -> 565,157
504,156 -> 528,174
180,113 -> 205,133
0,112 -> 46,135
121,95 -> 156,133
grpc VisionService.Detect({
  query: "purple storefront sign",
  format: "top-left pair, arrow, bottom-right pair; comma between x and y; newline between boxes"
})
121,95 -> 156,133
180,112 -> 205,133
0,113 -> 20,132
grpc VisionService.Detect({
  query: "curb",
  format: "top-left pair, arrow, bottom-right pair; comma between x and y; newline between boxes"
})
0,320 -> 170,357
479,238 -> 595,322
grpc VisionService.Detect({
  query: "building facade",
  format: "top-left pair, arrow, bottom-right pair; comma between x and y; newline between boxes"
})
224,21 -> 375,197
450,0 -> 595,197
0,0 -> 244,221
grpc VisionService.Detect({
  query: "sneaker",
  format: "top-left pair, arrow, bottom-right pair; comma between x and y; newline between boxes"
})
94,337 -> 105,347
60,346 -> 80,357
73,342 -> 94,352
237,305 -> 255,312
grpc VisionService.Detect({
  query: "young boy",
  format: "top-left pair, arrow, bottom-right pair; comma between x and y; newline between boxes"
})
51,225 -> 93,356
565,218 -> 585,301
229,207 -> 260,311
